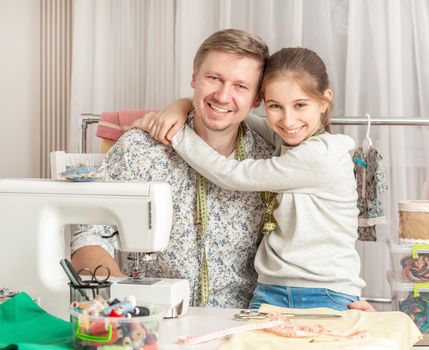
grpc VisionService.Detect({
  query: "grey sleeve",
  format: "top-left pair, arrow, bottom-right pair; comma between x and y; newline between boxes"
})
172,125 -> 336,193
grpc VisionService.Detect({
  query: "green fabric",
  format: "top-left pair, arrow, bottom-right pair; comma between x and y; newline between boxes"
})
0,292 -> 73,350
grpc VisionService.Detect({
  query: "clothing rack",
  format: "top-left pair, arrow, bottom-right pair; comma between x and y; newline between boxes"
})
330,116 -> 429,126
329,116 -> 429,305
79,114 -> 429,152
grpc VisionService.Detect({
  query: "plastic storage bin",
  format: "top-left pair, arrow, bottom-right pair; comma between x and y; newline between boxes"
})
387,238 -> 429,282
70,302 -> 165,350
388,271 -> 429,333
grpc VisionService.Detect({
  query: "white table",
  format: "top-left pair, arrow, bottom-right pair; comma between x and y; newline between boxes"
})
159,307 -> 239,349
158,307 -> 429,350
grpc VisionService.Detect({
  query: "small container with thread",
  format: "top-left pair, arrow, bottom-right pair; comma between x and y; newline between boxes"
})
70,295 -> 165,350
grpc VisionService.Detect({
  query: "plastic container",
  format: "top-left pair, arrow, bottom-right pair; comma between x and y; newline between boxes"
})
399,200 -> 429,242
388,271 -> 429,333
387,237 -> 429,282
70,302 -> 165,350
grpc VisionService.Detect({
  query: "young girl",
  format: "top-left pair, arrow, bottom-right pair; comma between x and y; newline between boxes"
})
136,47 -> 366,311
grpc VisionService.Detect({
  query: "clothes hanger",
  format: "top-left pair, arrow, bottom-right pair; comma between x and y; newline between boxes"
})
353,113 -> 372,169
362,113 -> 373,152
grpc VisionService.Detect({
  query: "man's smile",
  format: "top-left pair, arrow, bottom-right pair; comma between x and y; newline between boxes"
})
207,102 -> 233,113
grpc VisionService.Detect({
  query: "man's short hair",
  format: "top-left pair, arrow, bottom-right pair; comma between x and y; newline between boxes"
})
193,29 -> 269,74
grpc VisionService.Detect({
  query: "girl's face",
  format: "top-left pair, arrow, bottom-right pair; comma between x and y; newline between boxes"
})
264,78 -> 332,146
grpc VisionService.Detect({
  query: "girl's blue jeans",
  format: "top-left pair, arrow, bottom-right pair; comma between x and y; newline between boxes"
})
249,283 -> 359,311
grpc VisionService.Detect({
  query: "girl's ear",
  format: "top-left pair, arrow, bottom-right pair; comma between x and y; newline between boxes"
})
323,88 -> 333,101
321,88 -> 333,112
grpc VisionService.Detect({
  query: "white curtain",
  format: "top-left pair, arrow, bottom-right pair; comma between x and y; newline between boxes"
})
69,0 -> 175,152
70,0 -> 429,301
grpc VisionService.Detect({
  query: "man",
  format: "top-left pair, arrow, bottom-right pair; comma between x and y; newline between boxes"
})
71,29 -> 274,308
72,28 -> 374,311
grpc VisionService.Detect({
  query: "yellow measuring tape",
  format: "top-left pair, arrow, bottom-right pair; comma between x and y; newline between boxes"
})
195,172 -> 209,306
195,126 -> 245,306
260,192 -> 278,235
195,125 -> 277,306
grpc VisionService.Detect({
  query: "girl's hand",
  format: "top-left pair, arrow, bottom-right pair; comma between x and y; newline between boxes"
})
348,299 -> 376,312
147,98 -> 193,146
124,98 -> 193,146
125,111 -> 157,133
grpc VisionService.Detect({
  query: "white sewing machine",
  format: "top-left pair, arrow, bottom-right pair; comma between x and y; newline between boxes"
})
0,179 -> 189,320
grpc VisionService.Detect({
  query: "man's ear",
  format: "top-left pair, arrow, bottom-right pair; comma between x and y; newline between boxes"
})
191,73 -> 196,89
252,94 -> 262,108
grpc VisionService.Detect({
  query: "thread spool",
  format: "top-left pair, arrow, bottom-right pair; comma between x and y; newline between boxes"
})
108,297 -> 121,306
108,308 -> 123,317
133,306 -> 150,316
103,296 -> 136,316
91,327 -> 121,346
130,322 -> 147,341
87,295 -> 108,315
89,321 -> 108,335
113,301 -> 135,315
145,332 -> 158,345
120,321 -> 131,335
122,336 -> 132,346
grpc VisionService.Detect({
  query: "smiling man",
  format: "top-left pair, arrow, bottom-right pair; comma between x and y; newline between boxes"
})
71,29 -> 275,308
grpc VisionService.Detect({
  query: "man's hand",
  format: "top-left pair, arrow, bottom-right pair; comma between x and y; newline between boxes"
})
348,299 -> 377,312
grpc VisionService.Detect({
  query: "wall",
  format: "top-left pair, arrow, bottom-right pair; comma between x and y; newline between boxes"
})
0,0 -> 40,177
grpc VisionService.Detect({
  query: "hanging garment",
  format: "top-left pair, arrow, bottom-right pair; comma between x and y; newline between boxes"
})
353,146 -> 388,241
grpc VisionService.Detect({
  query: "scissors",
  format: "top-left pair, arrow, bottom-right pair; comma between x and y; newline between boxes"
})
77,264 -> 111,286
233,309 -> 343,320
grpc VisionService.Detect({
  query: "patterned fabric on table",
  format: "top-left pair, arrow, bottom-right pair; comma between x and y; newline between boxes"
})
353,146 -> 388,241
71,113 -> 274,308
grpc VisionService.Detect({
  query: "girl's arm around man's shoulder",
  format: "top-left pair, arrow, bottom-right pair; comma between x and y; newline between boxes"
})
171,126 -> 345,193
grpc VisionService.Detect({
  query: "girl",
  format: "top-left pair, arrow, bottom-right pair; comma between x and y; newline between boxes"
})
136,47 -> 366,311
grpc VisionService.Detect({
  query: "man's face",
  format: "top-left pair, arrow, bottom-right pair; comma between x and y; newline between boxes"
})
191,51 -> 262,132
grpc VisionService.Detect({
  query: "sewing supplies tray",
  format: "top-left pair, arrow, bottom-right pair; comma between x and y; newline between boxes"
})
70,302 -> 166,349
